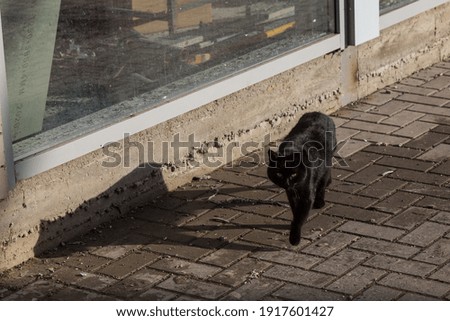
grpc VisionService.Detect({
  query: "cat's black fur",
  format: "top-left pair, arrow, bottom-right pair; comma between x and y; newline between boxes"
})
267,112 -> 336,245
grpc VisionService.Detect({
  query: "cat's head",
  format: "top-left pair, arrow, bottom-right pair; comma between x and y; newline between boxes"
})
267,145 -> 304,189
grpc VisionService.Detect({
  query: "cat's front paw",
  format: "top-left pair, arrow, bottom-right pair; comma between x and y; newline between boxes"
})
289,230 -> 301,246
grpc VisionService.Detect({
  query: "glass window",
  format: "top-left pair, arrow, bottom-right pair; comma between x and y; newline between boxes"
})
380,0 -> 417,14
1,0 -> 336,158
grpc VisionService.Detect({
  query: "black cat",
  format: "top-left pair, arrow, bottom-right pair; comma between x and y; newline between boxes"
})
267,112 -> 336,245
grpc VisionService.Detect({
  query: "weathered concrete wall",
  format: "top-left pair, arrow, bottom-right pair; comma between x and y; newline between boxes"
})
1,2 -> 450,271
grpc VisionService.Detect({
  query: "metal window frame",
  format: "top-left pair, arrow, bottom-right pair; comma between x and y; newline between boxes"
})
380,0 -> 450,30
0,12 -> 15,198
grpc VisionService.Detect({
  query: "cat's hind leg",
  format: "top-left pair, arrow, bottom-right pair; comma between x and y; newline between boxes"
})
313,170 -> 331,209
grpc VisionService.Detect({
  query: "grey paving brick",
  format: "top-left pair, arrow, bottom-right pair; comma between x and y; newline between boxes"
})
363,255 -> 436,277
418,144 -> 450,162
337,151 -> 383,172
336,127 -> 360,143
325,191 -> 377,208
211,258 -> 271,287
431,211 -> 450,224
362,91 -> 400,106
338,221 -> 405,241
313,249 -> 371,276
224,278 -> 283,300
53,267 -> 117,291
251,250 -> 322,270
384,207 -> 437,230
399,222 -> 450,247
416,196 -> 450,211
431,160 -> 450,175
351,238 -> 420,258
414,238 -> 450,265
353,131 -> 411,146
325,205 -> 391,223
409,103 -> 450,117
371,191 -> 422,214
402,182 -> 450,199
345,165 -> 397,185
335,140 -> 372,158
3,280 -> 64,301
210,170 -> 266,187
370,100 -> 412,116
328,180 -> 365,194
150,258 -> 221,279
376,156 -> 435,171
398,293 -> 440,301
326,266 -> 385,295
144,241 -> 212,261
302,215 -> 344,240
423,75 -> 450,90
355,285 -> 402,301
97,251 -> 160,279
157,275 -> 230,300
379,273 -> 449,297
389,168 -> 449,186
264,265 -> 335,288
302,232 -> 359,258
273,283 -> 345,301
363,145 -> 422,158
429,264 -> 450,283
419,114 -> 450,126
47,286 -> 114,301
393,121 -> 437,139
200,242 -> 256,267
342,120 -> 399,134
404,132 -> 449,150
64,253 -> 111,272
397,93 -> 449,107
358,177 -> 407,199
382,110 -> 425,127
390,84 -> 437,96
241,229 -> 308,250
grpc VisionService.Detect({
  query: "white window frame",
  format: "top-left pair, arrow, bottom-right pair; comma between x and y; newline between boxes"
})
380,0 -> 450,30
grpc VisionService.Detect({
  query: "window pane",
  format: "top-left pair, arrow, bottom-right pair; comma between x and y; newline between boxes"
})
1,0 -> 336,157
380,0 -> 417,14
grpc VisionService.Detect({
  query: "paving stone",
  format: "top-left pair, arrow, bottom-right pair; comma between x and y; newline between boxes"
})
47,286 -> 114,301
431,160 -> 450,175
435,88 -> 450,99
345,165 -> 397,185
157,275 -> 230,300
398,93 -> 449,107
431,211 -> 450,224
358,177 -> 407,199
336,109 -> 388,123
152,195 -> 187,210
400,77 -> 426,86
409,103 -> 450,117
363,255 -> 436,277
429,264 -> 450,283
97,251 -> 160,279
224,278 -> 283,301
63,253 -> 111,272
183,208 -> 242,230
175,198 -> 217,217
416,196 -> 450,211
420,114 -> 450,125
432,125 -> 450,134
382,110 -> 425,127
132,288 -> 178,300
364,146 -> 422,160
210,170 -> 266,187
390,84 -> 437,96
331,168 -> 353,180
0,259 -> 60,290
273,283 -> 345,301
370,100 -> 412,116
336,127 -> 360,143
90,234 -> 152,259
251,250 -> 322,270
325,191 -> 377,208
362,91 -> 400,106
325,205 -> 391,223
342,120 -> 399,134
347,102 -> 376,112
52,267 -> 117,291
399,222 -> 450,247
137,223 -> 200,244
135,207 -> 192,226
264,265 -> 334,288
223,188 -> 277,201
384,207 -> 437,230
389,168 -> 449,186
353,131 -> 411,146
150,258 -> 221,279
233,203 -> 286,217
402,182 -> 450,199
338,221 -> 405,241
200,242 -> 256,267
190,226 -> 251,249
302,215 -> 344,240
337,151 -> 383,172
331,116 -> 350,127
376,156 -> 435,171
144,241 -> 212,261
103,268 -> 168,299
423,75 -> 450,90
326,266 -> 385,295
0,288 -> 12,299
350,238 -> 420,259
371,191 -> 422,214
355,285 -> 402,301
379,273 -> 449,298
231,213 -> 289,234
398,293 -> 440,301
302,232 -> 359,258
405,132 -> 449,150
335,140 -> 372,158
418,144 -> 450,162
241,229 -> 307,250
210,258 -> 270,287
3,280 -> 64,301
393,121 -> 437,139
328,180 -> 365,194
414,238 -> 450,265
313,249 -> 371,276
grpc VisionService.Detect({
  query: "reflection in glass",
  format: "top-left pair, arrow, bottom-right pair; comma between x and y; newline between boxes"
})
1,0 -> 335,156
380,0 -> 417,14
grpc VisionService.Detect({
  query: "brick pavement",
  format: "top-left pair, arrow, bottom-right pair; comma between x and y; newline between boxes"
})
1,63 -> 450,301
